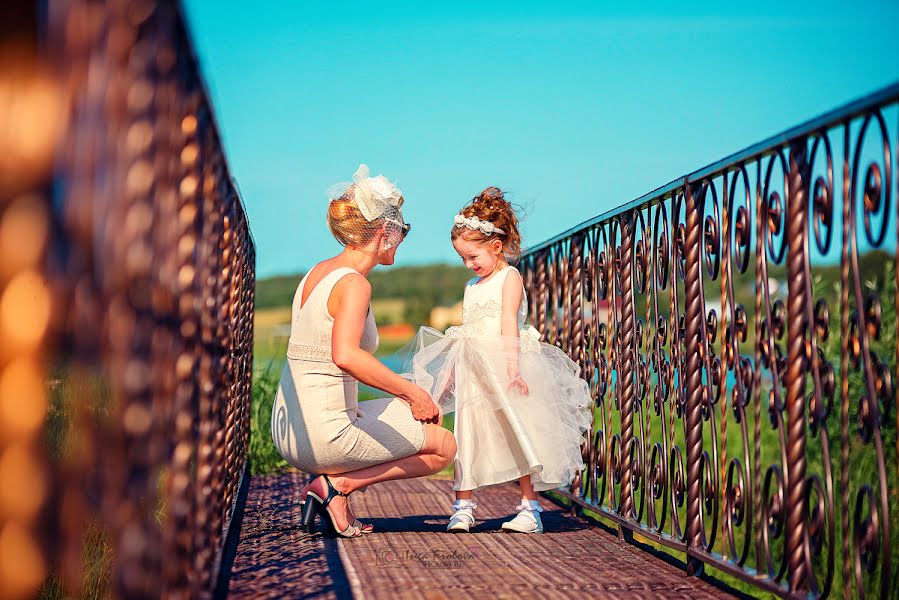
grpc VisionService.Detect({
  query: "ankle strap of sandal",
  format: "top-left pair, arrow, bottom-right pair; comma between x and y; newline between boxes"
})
323,475 -> 350,497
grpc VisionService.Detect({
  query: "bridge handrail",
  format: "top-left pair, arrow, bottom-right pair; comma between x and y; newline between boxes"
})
521,81 -> 899,598
1,1 -> 255,598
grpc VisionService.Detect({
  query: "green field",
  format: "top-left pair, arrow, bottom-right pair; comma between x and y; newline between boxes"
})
255,263 -> 472,325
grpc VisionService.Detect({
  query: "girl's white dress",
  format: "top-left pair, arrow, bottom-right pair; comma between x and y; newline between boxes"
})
401,266 -> 593,492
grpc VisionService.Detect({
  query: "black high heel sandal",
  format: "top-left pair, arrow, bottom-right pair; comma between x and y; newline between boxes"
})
301,479 -> 373,533
300,492 -> 318,530
303,475 -> 363,538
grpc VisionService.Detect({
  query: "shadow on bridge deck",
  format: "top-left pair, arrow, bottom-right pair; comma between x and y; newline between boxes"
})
223,472 -> 741,599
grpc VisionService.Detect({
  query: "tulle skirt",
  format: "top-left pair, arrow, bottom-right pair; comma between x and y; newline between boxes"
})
397,325 -> 593,492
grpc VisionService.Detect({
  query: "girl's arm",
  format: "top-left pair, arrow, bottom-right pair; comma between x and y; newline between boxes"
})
330,274 -> 439,423
501,268 -> 529,395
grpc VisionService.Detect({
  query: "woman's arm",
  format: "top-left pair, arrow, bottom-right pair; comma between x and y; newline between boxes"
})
501,269 -> 529,395
330,274 -> 439,423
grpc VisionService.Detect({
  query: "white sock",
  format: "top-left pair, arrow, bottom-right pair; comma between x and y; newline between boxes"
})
516,498 -> 543,512
452,499 -> 477,511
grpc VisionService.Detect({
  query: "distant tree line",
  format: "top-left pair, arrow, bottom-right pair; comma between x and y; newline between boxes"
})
255,264 -> 473,326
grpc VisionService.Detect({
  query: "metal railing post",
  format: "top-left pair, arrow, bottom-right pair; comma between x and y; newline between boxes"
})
785,138 -> 810,595
618,212 -> 637,534
683,181 -> 705,576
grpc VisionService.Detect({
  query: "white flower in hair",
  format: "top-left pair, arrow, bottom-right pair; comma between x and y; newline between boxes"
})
351,164 -> 403,221
454,213 -> 505,235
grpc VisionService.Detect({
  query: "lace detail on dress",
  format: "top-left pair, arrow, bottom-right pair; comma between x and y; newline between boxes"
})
457,267 -> 533,345
286,342 -> 332,362
462,299 -> 502,324
443,323 -> 541,353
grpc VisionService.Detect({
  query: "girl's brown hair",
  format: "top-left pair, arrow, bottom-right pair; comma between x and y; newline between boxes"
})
450,187 -> 522,261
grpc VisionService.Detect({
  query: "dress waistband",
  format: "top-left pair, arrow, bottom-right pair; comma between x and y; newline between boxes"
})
286,342 -> 332,362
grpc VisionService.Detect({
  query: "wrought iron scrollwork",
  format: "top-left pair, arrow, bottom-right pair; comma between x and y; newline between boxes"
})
523,84 -> 899,598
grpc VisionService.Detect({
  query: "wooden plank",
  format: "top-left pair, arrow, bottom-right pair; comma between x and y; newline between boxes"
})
225,472 -> 352,599
226,473 -> 737,598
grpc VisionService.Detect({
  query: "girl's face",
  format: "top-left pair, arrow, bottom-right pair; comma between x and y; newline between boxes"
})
452,236 -> 503,276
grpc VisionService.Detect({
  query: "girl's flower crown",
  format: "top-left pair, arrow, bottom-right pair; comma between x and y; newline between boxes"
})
453,214 -> 505,236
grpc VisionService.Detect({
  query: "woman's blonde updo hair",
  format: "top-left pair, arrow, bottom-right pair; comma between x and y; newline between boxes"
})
326,164 -> 407,252
327,186 -> 378,247
450,187 -> 523,261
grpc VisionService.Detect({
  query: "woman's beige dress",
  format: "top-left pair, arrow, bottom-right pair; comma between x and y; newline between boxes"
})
271,267 -> 426,474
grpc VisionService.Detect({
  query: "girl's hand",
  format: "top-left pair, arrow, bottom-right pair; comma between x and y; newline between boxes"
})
507,365 -> 529,396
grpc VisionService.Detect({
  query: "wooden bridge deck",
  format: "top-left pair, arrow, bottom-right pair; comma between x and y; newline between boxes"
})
223,472 -> 740,599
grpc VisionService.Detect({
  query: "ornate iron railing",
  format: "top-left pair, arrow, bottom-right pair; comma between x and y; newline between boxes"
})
523,83 -> 899,598
1,1 -> 254,598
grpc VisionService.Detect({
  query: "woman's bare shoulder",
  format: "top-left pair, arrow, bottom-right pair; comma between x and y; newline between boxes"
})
330,269 -> 371,306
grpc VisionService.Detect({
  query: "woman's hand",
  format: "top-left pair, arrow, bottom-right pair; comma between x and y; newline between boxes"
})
405,385 -> 440,424
330,273 -> 440,423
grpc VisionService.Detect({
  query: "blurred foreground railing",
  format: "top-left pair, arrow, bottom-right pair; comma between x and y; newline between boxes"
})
522,83 -> 899,598
1,1 -> 254,598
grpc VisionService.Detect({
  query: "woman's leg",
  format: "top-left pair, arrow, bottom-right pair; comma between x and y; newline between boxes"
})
305,424 -> 456,531
332,423 -> 455,491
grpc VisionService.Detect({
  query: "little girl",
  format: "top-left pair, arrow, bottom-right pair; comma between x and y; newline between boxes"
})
403,187 -> 593,534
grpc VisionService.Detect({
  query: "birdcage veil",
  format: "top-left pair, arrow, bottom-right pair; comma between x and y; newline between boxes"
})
327,164 -> 408,252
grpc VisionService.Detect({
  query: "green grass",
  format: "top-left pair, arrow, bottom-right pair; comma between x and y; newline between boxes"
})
250,362 -> 290,475
39,521 -> 112,600
41,376 -> 109,599
41,369 -> 171,600
40,370 -> 114,599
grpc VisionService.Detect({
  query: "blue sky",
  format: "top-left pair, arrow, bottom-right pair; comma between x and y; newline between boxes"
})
181,1 -> 899,278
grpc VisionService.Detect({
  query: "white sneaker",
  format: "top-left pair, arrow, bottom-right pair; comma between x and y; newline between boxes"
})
447,499 -> 477,533
501,498 -> 544,533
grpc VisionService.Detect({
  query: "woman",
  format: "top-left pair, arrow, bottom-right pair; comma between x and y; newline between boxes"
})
271,164 -> 457,538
